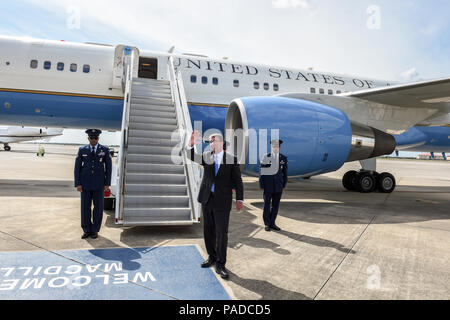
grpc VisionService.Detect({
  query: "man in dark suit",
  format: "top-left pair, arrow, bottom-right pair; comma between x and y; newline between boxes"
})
259,139 -> 288,232
187,131 -> 244,279
74,129 -> 112,240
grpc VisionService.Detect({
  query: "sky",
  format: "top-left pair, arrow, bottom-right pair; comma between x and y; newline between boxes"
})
0,0 -> 449,147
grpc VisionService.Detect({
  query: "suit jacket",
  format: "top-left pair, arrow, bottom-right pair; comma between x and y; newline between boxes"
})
188,147 -> 244,213
259,153 -> 288,194
74,144 -> 112,191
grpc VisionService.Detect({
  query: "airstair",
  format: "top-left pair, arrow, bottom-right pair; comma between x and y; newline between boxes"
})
114,47 -> 202,226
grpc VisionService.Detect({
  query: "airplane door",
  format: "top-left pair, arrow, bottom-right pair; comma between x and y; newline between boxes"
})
112,45 -> 140,89
138,57 -> 158,79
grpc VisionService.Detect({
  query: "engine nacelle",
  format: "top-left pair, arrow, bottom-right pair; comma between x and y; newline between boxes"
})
225,96 -> 396,177
6,127 -> 43,136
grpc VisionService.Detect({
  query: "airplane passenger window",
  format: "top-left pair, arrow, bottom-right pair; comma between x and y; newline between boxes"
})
30,60 -> 38,69
328,89 -> 333,95
43,61 -> 51,70
254,82 -> 259,89
310,88 -> 316,94
212,77 -> 219,85
57,62 -> 64,71
264,83 -> 269,90
319,88 -> 324,94
70,63 -> 77,72
233,80 -> 239,87
202,76 -> 208,84
83,65 -> 90,73
273,84 -> 279,91
336,90 -> 342,94
191,75 -> 197,83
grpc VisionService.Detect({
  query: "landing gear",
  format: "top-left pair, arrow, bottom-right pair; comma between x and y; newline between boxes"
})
4,144 -> 11,151
342,170 -> 396,193
376,172 -> 396,193
343,158 -> 396,193
342,170 -> 357,191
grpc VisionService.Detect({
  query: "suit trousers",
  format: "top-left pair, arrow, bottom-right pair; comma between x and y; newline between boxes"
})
81,189 -> 104,234
263,192 -> 282,227
202,193 -> 231,267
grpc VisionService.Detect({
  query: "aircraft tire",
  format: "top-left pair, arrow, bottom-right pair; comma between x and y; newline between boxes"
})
342,170 -> 358,191
4,146 -> 11,151
377,172 -> 396,193
356,171 -> 376,193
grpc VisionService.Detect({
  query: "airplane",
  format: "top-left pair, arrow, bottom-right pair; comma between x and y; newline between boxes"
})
0,35 -> 449,194
394,126 -> 449,160
0,126 -> 63,151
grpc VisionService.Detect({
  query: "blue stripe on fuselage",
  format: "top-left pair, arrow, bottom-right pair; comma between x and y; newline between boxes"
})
0,91 -> 124,130
0,90 -> 228,132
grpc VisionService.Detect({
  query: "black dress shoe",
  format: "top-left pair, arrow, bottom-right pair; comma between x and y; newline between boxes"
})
271,225 -> 281,231
90,232 -> 98,239
201,258 -> 216,268
265,226 -> 271,232
215,266 -> 229,279
81,233 -> 90,239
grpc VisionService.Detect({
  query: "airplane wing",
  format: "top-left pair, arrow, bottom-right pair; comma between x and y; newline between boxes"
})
279,78 -> 450,134
342,77 -> 450,112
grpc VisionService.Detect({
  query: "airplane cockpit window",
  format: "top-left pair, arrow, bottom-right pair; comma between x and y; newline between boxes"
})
254,82 -> 259,89
233,80 -> 239,87
191,75 -> 197,83
57,62 -> 64,71
273,84 -> 279,91
83,65 -> 90,73
310,88 -> 316,94
43,61 -> 51,70
212,77 -> 219,85
202,76 -> 208,84
70,63 -> 77,72
263,83 -> 269,90
30,60 -> 38,69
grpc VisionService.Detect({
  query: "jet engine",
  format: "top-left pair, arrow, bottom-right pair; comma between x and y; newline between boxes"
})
225,96 -> 396,192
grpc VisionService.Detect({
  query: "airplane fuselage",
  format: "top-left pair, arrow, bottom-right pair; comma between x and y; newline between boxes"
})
0,35 -> 448,154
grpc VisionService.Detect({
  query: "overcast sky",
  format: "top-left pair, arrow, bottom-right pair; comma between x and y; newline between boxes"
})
1,0 -> 449,145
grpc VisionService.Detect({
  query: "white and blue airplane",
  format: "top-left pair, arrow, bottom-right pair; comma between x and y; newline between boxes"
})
0,35 -> 449,192
0,126 -> 63,151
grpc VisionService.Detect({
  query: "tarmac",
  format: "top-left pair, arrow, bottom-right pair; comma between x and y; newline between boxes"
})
0,143 -> 449,300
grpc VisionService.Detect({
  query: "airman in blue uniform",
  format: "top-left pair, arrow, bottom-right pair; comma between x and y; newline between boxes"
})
74,129 -> 112,239
259,139 -> 288,232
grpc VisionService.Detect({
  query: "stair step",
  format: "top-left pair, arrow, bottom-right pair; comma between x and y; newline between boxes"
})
132,92 -> 172,100
124,195 -> 189,208
132,86 -> 171,94
126,163 -> 184,174
125,184 -> 188,195
124,208 -> 191,218
125,173 -> 186,184
130,109 -> 176,119
123,208 -> 191,222
127,154 -> 176,164
128,129 -> 178,140
131,104 -> 175,113
128,136 -> 181,148
129,115 -> 177,126
131,97 -> 174,106
127,144 -> 181,155
129,122 -> 178,132
132,78 -> 170,86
